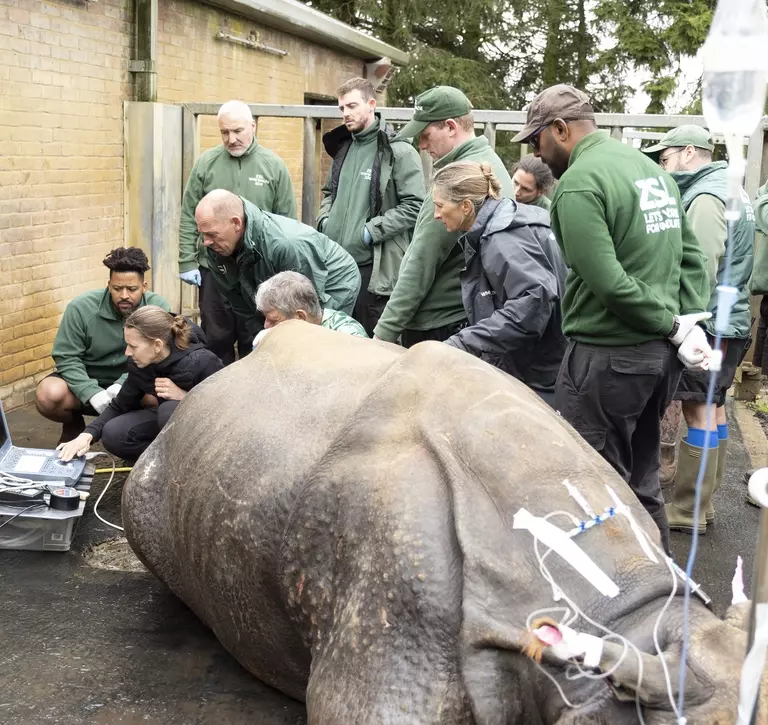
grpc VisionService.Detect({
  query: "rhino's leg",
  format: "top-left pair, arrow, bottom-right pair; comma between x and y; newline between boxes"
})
282,443 -> 475,724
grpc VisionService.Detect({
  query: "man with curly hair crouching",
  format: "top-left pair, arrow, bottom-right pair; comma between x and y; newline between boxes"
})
35,247 -> 172,444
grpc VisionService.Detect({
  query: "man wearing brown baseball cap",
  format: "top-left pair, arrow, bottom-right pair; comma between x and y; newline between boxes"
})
519,84 -> 712,554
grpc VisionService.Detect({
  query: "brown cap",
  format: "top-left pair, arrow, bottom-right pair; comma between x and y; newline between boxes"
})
512,84 -> 595,143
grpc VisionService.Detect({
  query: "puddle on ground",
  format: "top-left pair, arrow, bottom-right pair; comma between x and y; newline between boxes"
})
85,537 -> 147,573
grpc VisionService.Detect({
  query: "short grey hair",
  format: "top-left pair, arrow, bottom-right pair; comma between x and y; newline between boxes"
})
255,271 -> 322,319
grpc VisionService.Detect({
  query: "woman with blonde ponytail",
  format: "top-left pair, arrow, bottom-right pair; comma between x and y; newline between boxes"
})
432,160 -> 568,405
58,306 -> 222,462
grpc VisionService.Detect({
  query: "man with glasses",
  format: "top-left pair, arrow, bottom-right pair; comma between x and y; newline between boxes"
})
644,126 -> 755,535
513,84 -> 711,553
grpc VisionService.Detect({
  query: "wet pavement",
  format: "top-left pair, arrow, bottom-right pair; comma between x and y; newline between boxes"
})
1,399 -> 766,723
0,407 -> 307,725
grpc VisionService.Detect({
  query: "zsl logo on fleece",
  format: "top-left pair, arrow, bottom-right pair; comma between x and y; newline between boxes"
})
634,176 -> 681,234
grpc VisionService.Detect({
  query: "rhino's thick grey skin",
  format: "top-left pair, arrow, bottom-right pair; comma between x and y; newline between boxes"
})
123,321 -> 761,725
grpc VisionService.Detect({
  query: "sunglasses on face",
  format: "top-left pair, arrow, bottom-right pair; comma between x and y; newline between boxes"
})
528,122 -> 552,151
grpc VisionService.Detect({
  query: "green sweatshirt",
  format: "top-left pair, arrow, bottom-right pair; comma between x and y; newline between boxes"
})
322,119 -> 380,265
550,131 -> 710,346
179,139 -> 297,273
373,136 -> 514,342
532,194 -> 551,211
207,198 -> 360,335
52,288 -> 171,404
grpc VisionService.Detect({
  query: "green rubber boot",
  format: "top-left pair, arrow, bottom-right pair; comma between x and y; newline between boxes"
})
706,438 -> 728,523
666,440 -> 717,535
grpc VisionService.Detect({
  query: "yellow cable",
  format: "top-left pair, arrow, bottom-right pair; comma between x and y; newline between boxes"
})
94,467 -> 133,474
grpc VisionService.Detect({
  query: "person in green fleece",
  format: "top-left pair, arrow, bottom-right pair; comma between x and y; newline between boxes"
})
317,77 -> 425,336
35,247 -> 171,444
195,190 -> 360,334
644,125 -> 755,535
512,154 -> 554,212
373,86 -> 514,346
178,100 -> 297,366
513,85 -> 711,554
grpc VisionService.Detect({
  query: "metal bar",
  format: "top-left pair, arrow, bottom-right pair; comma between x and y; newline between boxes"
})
182,104 -> 768,130
302,116 -> 317,227
746,127 -> 765,198
133,0 -> 158,102
748,506 -> 768,724
483,122 -> 496,150
181,105 -> 198,193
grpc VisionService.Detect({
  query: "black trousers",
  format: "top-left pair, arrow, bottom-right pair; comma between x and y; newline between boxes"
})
353,264 -> 388,338
199,267 -> 253,366
101,401 -> 179,462
754,294 -> 768,375
401,320 -> 468,348
554,339 -> 683,554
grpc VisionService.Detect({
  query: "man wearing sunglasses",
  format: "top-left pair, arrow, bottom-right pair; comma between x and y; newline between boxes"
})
512,84 -> 711,553
644,126 -> 755,535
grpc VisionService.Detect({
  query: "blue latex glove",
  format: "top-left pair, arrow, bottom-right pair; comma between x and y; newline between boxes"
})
362,227 -> 373,247
179,269 -> 201,287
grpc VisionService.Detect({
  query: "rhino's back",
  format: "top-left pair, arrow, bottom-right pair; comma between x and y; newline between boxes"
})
123,322 -> 406,698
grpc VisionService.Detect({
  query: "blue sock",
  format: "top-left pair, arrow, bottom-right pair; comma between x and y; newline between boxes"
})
686,428 -> 708,448
718,423 -> 728,441
709,430 -> 719,448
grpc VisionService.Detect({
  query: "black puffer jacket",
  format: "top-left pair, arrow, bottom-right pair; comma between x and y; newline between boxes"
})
444,197 -> 568,394
84,325 -> 223,441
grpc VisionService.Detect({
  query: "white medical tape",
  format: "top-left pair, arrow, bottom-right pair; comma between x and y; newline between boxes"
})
604,485 -> 659,564
562,479 -> 596,518
513,508 -> 620,598
535,623 -> 604,668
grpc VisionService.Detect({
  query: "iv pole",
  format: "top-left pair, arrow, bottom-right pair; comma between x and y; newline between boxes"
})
746,468 -> 768,725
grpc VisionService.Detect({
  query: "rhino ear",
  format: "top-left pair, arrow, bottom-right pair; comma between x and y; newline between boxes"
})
725,601 -> 751,632
598,641 -> 714,709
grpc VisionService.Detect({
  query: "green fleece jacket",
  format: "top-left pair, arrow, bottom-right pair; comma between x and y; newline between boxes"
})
532,194 -> 551,211
206,198 -> 360,335
551,131 -> 710,346
672,161 -> 755,339
751,181 -> 768,295
317,115 -> 425,294
52,288 -> 171,404
373,136 -> 514,341
179,139 -> 297,273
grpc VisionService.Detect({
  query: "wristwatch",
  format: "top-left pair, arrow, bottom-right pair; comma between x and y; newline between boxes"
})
667,316 -> 680,340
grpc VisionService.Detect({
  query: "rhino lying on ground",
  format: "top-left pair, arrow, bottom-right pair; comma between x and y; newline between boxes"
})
124,321 -> 760,724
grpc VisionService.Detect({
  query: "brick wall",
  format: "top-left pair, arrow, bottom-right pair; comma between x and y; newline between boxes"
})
0,0 -> 132,410
0,0 -> 373,411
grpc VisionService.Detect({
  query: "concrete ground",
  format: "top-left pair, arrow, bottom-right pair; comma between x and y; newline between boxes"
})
1,399 -> 766,724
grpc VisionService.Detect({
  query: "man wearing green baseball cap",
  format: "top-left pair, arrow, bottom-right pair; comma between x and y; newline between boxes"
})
373,86 -> 514,346
644,125 -> 755,535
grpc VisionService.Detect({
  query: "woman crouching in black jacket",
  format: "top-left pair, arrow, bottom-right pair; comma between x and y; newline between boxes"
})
57,306 -> 222,462
432,161 -> 568,406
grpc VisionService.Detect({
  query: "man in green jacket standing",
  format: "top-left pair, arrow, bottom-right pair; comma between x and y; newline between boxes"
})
178,100 -> 297,365
373,86 -> 514,346
644,125 -> 755,534
514,85 -> 711,553
35,247 -> 171,443
195,190 -> 360,335
317,77 -> 425,336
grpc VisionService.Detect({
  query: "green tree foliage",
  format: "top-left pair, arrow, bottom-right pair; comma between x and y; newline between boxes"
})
301,0 -> 716,113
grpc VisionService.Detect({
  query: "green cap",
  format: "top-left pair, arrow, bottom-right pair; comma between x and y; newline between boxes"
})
397,86 -> 473,140
643,125 -> 714,158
